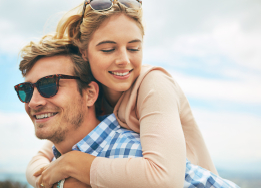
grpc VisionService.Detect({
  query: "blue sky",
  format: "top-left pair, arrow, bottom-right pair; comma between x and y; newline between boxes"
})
0,0 -> 261,176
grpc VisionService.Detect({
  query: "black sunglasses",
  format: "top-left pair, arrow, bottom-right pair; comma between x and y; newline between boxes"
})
14,74 -> 80,103
82,0 -> 142,15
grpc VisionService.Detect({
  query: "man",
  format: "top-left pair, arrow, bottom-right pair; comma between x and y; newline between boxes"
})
15,37 -> 239,188
15,39 -> 142,188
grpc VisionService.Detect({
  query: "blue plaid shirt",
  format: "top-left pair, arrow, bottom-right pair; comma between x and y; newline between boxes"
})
52,113 -> 142,159
53,113 -> 239,188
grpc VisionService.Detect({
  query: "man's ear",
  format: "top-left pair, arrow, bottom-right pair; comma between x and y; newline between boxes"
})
80,49 -> 88,61
84,81 -> 99,107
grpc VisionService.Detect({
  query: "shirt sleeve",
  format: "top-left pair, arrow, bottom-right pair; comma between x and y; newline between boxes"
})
26,140 -> 54,187
90,70 -> 186,188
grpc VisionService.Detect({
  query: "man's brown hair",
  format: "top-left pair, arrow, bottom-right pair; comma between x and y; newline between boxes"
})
19,35 -> 102,115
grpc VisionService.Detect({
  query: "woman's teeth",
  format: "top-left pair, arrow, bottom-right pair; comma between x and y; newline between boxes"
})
110,71 -> 130,76
35,113 -> 57,120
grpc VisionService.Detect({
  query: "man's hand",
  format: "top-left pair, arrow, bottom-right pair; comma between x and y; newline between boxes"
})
52,178 -> 92,188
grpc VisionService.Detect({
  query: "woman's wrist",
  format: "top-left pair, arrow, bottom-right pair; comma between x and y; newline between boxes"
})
59,152 -> 77,178
63,151 -> 96,185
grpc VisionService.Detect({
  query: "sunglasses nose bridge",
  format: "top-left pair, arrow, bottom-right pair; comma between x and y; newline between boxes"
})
28,84 -> 47,108
31,82 -> 38,89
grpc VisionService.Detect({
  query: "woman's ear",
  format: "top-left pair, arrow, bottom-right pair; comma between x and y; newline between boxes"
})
80,49 -> 88,61
85,81 -> 99,107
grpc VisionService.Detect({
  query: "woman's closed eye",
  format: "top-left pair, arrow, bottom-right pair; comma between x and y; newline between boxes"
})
101,48 -> 115,53
128,47 -> 140,52
101,47 -> 140,53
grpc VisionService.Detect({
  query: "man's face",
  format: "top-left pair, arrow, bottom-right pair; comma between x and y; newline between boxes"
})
24,55 -> 87,144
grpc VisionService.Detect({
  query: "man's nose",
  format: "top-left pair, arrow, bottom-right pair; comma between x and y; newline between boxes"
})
28,88 -> 47,109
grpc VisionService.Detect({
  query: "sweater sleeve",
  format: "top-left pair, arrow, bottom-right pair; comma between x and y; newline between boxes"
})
26,140 -> 54,188
90,70 -> 186,188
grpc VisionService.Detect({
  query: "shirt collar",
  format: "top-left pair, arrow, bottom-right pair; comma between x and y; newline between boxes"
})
52,113 -> 119,158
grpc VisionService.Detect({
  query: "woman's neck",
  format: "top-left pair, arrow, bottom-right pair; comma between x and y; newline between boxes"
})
102,86 -> 123,108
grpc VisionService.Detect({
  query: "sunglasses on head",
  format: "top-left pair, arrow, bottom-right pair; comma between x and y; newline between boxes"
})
14,74 -> 80,103
82,0 -> 142,14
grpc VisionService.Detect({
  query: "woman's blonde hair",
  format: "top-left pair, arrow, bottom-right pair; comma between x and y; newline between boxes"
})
54,2 -> 144,51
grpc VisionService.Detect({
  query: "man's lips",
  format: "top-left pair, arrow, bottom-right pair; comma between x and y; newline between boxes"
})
33,112 -> 58,120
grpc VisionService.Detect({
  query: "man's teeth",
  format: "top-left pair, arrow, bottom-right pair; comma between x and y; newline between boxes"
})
36,113 -> 56,120
111,71 -> 130,76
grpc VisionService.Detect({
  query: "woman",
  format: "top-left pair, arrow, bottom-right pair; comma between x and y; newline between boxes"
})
27,1 -> 218,187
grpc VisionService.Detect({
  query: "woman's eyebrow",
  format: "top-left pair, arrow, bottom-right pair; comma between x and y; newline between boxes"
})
128,39 -> 142,43
96,39 -> 142,46
96,40 -> 116,46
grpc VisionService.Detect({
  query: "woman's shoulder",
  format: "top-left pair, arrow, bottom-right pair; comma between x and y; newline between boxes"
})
140,64 -> 172,77
136,64 -> 179,88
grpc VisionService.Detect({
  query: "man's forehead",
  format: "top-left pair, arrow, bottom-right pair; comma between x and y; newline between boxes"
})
25,55 -> 74,82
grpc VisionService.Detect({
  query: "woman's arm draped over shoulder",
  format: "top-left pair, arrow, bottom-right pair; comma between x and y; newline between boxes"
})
26,65 -> 217,188
90,67 -> 187,188
26,140 -> 54,187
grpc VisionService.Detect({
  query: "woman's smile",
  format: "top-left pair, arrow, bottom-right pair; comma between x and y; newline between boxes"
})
109,69 -> 133,79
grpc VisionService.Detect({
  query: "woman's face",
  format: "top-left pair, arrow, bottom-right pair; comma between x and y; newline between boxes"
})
86,14 -> 143,99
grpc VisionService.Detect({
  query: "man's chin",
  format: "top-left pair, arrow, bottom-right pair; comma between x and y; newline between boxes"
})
35,128 -> 52,140
35,132 -> 49,140
35,131 -> 66,144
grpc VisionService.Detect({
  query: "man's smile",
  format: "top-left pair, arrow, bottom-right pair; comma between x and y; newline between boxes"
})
34,112 -> 58,120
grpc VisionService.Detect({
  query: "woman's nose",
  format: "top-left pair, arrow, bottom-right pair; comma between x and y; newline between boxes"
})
115,49 -> 130,66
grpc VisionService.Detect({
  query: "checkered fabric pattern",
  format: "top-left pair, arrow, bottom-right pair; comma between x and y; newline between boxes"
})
53,113 -> 142,159
184,159 -> 240,188
52,113 -> 239,188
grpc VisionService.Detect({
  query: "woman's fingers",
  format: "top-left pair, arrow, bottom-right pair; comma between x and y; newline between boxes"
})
37,172 -> 52,188
34,166 -> 48,177
41,169 -> 53,188
37,175 -> 43,188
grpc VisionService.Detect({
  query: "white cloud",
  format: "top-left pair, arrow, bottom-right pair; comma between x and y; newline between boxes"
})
0,0 -> 83,56
144,21 -> 261,70
213,22 -> 261,71
168,70 -> 261,104
193,108 -> 261,171
0,111 -> 45,173
0,19 -> 29,55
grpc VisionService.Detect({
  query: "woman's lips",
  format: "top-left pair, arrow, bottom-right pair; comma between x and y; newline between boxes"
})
109,69 -> 133,79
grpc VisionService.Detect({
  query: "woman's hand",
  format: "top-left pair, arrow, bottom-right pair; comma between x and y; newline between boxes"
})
33,150 -> 96,188
34,156 -> 70,188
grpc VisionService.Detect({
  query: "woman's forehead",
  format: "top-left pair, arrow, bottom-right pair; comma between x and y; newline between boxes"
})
89,14 -> 143,45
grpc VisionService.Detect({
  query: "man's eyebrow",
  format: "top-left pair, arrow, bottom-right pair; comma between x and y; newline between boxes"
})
96,40 -> 116,46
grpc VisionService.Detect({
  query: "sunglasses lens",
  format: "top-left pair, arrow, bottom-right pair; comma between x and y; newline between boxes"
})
38,77 -> 57,98
17,83 -> 33,103
90,0 -> 112,11
119,0 -> 141,9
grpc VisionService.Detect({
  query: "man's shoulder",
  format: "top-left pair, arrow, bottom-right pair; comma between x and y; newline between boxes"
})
102,113 -> 141,144
97,114 -> 142,158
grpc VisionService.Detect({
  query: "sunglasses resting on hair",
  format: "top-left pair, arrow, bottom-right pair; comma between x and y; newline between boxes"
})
14,74 -> 80,103
82,0 -> 142,14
